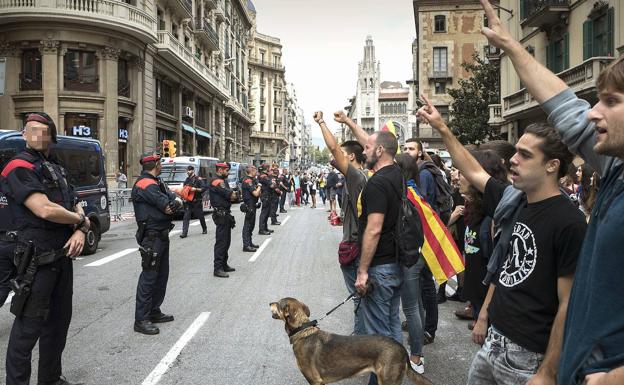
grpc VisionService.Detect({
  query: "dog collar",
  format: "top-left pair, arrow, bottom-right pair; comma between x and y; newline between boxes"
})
288,320 -> 318,337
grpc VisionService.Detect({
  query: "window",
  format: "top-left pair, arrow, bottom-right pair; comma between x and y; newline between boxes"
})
547,34 -> 569,73
64,113 -> 99,140
172,23 -> 178,39
118,59 -> 130,97
64,50 -> 98,92
433,47 -> 448,74
434,15 -> 446,32
155,79 -> 174,115
53,146 -> 102,187
435,81 -> 447,94
583,6 -> 614,59
20,49 -> 42,91
157,9 -> 165,30
366,106 -> 371,116
260,51 -> 264,63
260,123 -> 264,131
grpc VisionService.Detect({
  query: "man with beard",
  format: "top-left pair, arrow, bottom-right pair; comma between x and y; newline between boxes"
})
479,1 -> 624,384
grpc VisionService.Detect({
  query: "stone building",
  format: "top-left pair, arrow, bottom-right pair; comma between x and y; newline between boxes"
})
379,81 -> 410,144
0,0 -> 254,183
351,35 -> 381,134
489,0 -> 621,142
411,0 -> 492,149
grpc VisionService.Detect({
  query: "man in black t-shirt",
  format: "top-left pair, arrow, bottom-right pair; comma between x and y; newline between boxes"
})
418,96 -> 586,385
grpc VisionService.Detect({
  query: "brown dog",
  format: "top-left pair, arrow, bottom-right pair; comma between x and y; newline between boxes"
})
270,297 -> 435,385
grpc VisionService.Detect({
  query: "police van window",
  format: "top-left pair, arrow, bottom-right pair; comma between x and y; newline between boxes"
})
53,148 -> 102,187
0,136 -> 25,170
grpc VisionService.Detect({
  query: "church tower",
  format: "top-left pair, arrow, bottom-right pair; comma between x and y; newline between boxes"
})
355,35 -> 380,133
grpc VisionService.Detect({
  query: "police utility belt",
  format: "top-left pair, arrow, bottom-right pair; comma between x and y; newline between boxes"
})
212,207 -> 235,228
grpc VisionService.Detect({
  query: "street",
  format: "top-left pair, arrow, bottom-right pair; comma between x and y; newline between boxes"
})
0,204 -> 477,385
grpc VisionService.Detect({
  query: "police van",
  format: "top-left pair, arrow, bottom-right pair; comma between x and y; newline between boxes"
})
0,131 -> 110,255
160,156 -> 219,210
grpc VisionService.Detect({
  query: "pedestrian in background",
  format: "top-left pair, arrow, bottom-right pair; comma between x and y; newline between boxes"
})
116,170 -> 128,189
179,165 -> 207,238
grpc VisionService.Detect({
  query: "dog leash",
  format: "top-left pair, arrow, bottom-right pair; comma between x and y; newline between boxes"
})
317,292 -> 358,323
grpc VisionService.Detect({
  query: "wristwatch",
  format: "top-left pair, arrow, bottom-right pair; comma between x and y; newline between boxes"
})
76,213 -> 89,234
318,119 -> 325,125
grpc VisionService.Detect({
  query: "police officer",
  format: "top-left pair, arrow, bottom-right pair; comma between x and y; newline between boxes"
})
269,166 -> 281,226
179,165 -> 207,238
241,165 -> 261,252
278,168 -> 291,213
257,165 -> 274,235
132,152 -> 180,335
209,162 -> 237,278
1,112 -> 89,385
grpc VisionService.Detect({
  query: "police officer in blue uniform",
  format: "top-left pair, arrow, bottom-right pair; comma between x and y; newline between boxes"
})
257,165 -> 274,236
179,165 -> 207,238
269,166 -> 282,226
209,162 -> 237,278
241,165 -> 261,252
132,152 -> 181,335
1,112 -> 89,385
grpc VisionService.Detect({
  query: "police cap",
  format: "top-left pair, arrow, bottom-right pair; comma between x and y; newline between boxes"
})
216,162 -> 230,170
140,152 -> 161,165
24,112 -> 58,143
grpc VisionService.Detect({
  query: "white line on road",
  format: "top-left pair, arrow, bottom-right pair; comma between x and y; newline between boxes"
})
249,238 -> 272,262
4,292 -> 14,306
281,215 -> 291,226
142,312 -> 211,385
85,248 -> 138,267
170,230 -> 182,236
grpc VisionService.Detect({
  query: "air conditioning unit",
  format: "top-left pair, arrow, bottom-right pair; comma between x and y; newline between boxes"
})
183,106 -> 194,119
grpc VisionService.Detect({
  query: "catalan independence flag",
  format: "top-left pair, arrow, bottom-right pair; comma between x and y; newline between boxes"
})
406,185 -> 464,284
381,120 -> 401,154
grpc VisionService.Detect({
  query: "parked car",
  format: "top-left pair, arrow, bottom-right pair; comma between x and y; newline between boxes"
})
0,130 -> 110,255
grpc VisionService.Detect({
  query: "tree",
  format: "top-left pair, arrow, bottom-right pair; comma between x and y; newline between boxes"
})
313,146 -> 330,165
447,53 -> 501,145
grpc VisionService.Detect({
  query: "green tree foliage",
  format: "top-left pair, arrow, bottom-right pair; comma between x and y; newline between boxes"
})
447,53 -> 501,145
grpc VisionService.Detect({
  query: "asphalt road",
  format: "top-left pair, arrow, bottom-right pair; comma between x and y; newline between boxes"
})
0,202 -> 478,385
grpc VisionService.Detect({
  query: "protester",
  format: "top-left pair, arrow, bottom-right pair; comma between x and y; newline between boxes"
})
418,90 -> 587,385
479,2 -> 624,383
309,173 -> 318,208
326,168 -> 338,213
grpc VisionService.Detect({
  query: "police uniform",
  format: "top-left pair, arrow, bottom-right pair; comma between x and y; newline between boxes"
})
0,188 -> 17,307
209,163 -> 236,277
1,147 -> 80,385
269,170 -> 281,225
278,173 -> 290,212
257,167 -> 273,235
132,162 -> 178,334
180,173 -> 207,237
241,176 -> 259,250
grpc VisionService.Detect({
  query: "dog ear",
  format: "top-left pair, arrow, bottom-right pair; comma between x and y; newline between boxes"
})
302,304 -> 310,317
280,302 -> 290,320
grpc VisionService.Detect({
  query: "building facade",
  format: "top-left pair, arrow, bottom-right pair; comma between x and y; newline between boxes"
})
0,0 -> 253,183
247,29 -> 288,166
489,0 -> 621,141
412,0 -> 492,149
351,35 -> 381,134
379,81 -> 410,144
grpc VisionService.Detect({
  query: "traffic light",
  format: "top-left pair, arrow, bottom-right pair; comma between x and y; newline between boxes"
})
169,140 -> 177,157
162,140 -> 171,157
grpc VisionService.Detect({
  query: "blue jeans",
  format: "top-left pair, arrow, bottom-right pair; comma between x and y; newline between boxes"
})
467,327 -> 544,385
340,262 -> 363,335
401,258 -> 426,357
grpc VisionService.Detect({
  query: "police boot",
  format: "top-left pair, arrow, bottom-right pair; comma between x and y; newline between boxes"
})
258,230 -> 271,235
134,320 -> 159,335
150,311 -> 175,323
243,246 -> 257,252
214,269 -> 229,278
38,377 -> 85,385
251,243 -> 260,248
224,265 -> 236,272
271,221 -> 281,225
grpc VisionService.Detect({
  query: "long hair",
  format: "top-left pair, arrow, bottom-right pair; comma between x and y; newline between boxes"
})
464,150 -> 507,226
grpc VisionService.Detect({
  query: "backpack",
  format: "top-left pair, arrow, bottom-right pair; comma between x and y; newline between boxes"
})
382,175 -> 425,267
420,161 -> 454,214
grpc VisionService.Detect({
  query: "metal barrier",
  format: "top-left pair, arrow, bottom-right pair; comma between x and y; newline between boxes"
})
108,188 -> 134,222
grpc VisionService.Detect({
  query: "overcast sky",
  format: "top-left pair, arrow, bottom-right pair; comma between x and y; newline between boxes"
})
253,0 -> 416,146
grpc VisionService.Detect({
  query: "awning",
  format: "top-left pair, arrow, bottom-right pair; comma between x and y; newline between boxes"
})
181,123 -> 196,134
195,129 -> 211,139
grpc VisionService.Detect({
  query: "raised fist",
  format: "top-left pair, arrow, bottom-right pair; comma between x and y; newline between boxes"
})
333,111 -> 348,123
313,111 -> 324,123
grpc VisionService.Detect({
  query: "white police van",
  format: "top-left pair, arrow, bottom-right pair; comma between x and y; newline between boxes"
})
160,156 -> 219,211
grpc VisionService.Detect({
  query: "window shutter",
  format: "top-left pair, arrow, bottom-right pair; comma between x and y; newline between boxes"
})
607,7 -> 614,56
583,20 -> 593,60
564,33 -> 569,70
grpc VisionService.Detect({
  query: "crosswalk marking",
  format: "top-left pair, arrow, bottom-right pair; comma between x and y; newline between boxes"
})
249,238 -> 272,262
85,248 -> 138,267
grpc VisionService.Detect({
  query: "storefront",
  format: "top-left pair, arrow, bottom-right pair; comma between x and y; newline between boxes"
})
64,113 -> 99,140
118,118 -> 129,175
181,123 -> 195,155
195,128 -> 211,156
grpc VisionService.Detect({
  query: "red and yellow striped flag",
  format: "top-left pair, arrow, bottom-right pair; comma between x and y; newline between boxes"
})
406,186 -> 464,284
381,120 -> 401,154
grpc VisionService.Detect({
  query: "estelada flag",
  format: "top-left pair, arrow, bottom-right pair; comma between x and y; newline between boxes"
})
381,120 -> 401,154
406,185 -> 464,284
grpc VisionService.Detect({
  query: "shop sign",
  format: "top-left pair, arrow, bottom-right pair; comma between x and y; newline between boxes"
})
72,125 -> 92,137
119,128 -> 128,143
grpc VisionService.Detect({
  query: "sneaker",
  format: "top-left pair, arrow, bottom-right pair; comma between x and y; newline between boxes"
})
410,358 -> 425,374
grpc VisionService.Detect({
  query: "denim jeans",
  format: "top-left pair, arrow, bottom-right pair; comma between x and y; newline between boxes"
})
467,327 -> 544,385
340,262 -> 363,335
360,262 -> 403,385
421,264 -> 438,337
401,258 -> 426,357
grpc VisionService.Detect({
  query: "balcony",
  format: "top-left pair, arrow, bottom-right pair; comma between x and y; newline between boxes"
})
428,69 -> 452,80
171,0 -> 192,19
248,57 -> 285,72
214,3 -> 225,22
274,116 -> 282,123
118,80 -> 130,97
521,0 -> 570,28
503,56 -> 614,118
64,74 -> 99,92
20,73 -> 42,91
251,130 -> 288,143
0,0 -> 157,44
487,104 -> 504,127
156,31 -> 228,99
156,98 -> 174,115
194,18 -> 219,51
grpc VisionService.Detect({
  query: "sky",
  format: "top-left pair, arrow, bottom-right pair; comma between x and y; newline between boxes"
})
253,0 -> 416,147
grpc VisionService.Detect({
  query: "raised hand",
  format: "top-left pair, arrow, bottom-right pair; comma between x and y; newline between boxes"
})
313,111 -> 324,124
416,94 -> 447,132
333,110 -> 348,123
480,0 -> 514,50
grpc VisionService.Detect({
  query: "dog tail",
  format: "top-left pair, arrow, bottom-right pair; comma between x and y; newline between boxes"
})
405,362 -> 436,385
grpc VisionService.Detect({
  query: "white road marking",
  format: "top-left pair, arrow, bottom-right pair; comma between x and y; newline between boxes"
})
141,312 -> 211,385
170,230 -> 182,236
281,215 -> 291,226
85,248 -> 138,267
249,238 -> 272,262
4,292 -> 14,306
